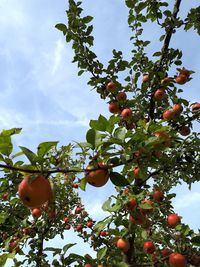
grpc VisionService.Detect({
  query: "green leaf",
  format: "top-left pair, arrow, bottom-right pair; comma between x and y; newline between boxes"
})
0,212 -> 8,224
93,217 -> 112,232
0,128 -> 22,136
0,136 -> 13,156
90,115 -> 108,131
63,243 -> 76,254
78,70 -> 84,76
0,253 -> 15,267
19,146 -> 37,165
44,247 -> 62,257
79,177 -> 87,191
102,197 -> 121,212
191,236 -> 200,246
82,16 -> 93,24
86,129 -> 103,149
37,141 -> 58,158
110,172 -> 130,186
55,23 -> 67,35
97,246 -> 108,260
113,127 -> 126,141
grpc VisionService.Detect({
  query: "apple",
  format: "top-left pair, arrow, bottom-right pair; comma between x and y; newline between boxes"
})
126,198 -> 137,211
163,109 -> 174,120
133,166 -> 140,177
168,252 -> 187,267
22,228 -> 32,235
154,89 -> 166,101
129,214 -> 146,225
153,190 -> 164,201
116,238 -> 130,252
100,230 -> 108,236
2,192 -> 9,201
179,126 -> 190,136
72,183 -> 79,189
180,68 -> 190,78
120,108 -> 132,120
108,102 -> 120,114
143,241 -> 155,254
31,208 -> 42,218
142,74 -> 149,83
64,224 -> 71,230
173,103 -> 183,114
116,91 -> 127,102
64,217 -> 69,224
76,224 -> 83,232
167,213 -> 180,227
161,248 -> 172,258
154,131 -> 171,147
85,163 -> 109,187
176,74 -> 187,84
106,81 -> 117,92
48,211 -> 56,220
191,255 -> 200,265
84,264 -> 92,267
75,207 -> 83,214
18,175 -> 53,208
86,221 -> 93,228
191,102 -> 200,111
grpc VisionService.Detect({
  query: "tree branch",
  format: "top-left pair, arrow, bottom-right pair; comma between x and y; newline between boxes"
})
149,0 -> 182,120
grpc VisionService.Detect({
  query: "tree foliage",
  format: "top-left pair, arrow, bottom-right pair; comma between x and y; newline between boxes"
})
1,1 -> 200,266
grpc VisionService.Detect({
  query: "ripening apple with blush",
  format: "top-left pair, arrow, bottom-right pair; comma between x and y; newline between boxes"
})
108,102 -> 120,114
18,175 -> 53,208
120,108 -> 132,120
163,109 -> 174,120
167,213 -> 180,227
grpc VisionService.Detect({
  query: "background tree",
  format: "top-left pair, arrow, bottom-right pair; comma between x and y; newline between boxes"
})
0,0 -> 200,266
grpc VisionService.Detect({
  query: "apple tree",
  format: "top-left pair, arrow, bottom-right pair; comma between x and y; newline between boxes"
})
1,0 -> 200,266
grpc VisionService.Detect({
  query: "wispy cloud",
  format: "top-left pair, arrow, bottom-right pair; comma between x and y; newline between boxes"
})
174,192 -> 200,209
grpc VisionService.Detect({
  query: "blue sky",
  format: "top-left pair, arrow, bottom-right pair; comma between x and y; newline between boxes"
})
1,0 -> 200,265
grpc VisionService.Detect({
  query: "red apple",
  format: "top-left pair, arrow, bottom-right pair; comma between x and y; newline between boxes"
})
176,74 -> 187,85
173,103 -> 183,114
64,217 -> 69,224
163,109 -> 174,120
143,241 -> 155,254
87,221 -> 93,228
154,89 -> 166,101
75,207 -> 83,214
31,208 -> 42,218
76,224 -> 83,232
116,238 -> 130,252
161,248 -> 172,258
167,213 -> 180,227
106,81 -> 117,92
48,211 -> 56,220
108,102 -> 120,114
126,198 -> 137,211
143,74 -> 149,83
116,91 -> 127,102
179,126 -> 190,136
168,252 -> 187,267
192,103 -> 200,111
153,190 -> 164,201
18,175 -> 53,208
120,108 -> 132,120
180,68 -> 190,78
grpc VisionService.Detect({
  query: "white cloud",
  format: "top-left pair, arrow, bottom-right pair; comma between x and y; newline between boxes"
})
51,39 -> 65,75
174,192 -> 200,209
